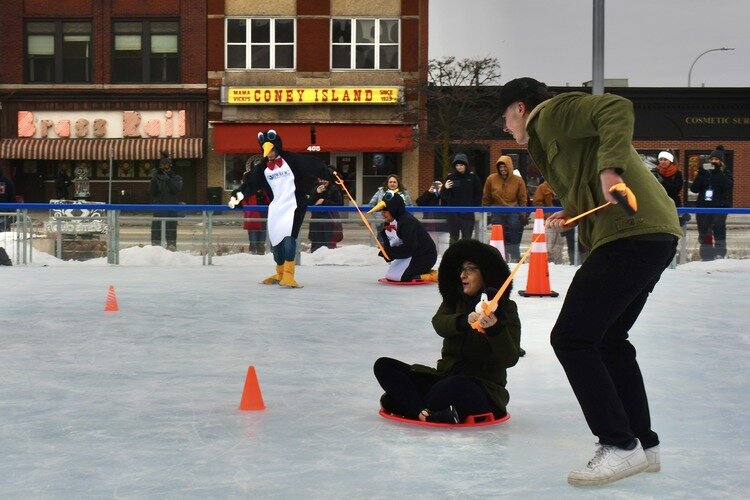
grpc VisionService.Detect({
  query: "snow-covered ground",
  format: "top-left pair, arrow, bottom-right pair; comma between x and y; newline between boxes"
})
1,242 -> 748,498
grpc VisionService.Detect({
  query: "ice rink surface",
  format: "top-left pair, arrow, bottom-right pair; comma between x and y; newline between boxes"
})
1,244 -> 748,498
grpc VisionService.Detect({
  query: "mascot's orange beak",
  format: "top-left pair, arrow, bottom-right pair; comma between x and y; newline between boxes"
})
262,142 -> 276,158
367,200 -> 387,214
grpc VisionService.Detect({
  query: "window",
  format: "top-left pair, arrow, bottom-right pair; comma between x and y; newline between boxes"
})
226,18 -> 295,70
113,21 -> 179,83
26,21 -> 91,83
331,19 -> 399,70
363,152 -> 401,200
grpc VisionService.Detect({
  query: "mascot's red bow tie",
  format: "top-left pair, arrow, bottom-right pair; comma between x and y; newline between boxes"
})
267,157 -> 284,170
384,224 -> 397,232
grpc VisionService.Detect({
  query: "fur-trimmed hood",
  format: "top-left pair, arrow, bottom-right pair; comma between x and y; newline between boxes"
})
437,239 -> 511,308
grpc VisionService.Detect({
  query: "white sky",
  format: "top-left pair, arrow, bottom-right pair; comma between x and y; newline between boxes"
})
1,239 -> 749,495
429,0 -> 748,87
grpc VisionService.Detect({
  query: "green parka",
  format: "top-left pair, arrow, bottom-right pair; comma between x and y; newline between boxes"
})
525,92 -> 682,251
411,239 -> 521,413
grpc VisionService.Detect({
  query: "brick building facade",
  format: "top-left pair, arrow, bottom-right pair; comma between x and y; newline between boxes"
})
421,86 -> 750,208
0,0 -> 207,203
206,0 -> 429,205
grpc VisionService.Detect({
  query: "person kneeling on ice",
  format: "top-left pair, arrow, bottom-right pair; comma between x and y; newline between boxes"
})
373,239 -> 522,423
228,129 -> 333,288
368,191 -> 438,283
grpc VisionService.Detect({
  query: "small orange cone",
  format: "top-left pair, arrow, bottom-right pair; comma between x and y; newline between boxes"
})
239,365 -> 266,411
104,285 -> 120,312
519,208 -> 559,297
489,224 -> 506,259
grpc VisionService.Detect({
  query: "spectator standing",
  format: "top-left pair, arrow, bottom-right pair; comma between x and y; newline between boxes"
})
55,167 -> 72,200
441,153 -> 482,243
150,151 -> 183,250
690,147 -> 732,260
0,168 -> 16,232
308,176 -> 344,252
482,155 -> 529,262
368,175 -> 413,210
654,151 -> 688,226
416,180 -> 448,254
533,180 -> 587,265
241,159 -> 269,255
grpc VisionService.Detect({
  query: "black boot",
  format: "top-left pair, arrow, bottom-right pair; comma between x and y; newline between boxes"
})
426,405 -> 460,424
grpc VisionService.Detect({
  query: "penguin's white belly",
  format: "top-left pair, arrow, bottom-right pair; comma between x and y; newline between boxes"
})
266,164 -> 297,246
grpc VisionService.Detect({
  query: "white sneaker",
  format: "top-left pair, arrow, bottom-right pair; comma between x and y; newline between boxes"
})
644,445 -> 661,472
568,439 -> 649,486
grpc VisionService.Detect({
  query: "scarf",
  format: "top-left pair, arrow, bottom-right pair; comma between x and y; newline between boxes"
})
657,163 -> 677,178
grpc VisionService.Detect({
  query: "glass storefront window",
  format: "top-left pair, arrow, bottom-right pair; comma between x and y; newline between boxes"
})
224,154 -> 253,191
362,152 -> 400,201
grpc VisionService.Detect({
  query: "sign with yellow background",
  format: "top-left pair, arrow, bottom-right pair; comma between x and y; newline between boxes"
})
224,87 -> 402,105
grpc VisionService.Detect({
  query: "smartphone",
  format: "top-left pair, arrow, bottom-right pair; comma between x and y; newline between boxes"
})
432,181 -> 440,190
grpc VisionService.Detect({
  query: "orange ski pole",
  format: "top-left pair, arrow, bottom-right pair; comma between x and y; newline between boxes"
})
471,232 -> 544,333
563,182 -> 637,226
332,170 -> 390,261
563,202 -> 611,226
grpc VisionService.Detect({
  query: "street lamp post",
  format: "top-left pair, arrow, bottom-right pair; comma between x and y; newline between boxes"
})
688,47 -> 735,87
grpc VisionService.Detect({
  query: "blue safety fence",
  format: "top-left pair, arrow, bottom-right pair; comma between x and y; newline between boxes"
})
1,203 -> 749,265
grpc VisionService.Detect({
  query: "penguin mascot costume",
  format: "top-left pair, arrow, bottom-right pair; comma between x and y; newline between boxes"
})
229,129 -> 333,287
368,191 -> 438,283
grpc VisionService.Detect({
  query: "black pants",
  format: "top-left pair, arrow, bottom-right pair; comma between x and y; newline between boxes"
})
151,220 -> 178,247
696,213 -> 727,261
491,213 -> 525,261
401,251 -> 437,281
373,357 -> 501,421
446,213 -> 475,242
550,236 -> 676,449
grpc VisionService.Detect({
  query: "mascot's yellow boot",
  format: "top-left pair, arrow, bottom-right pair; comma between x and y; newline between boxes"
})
261,264 -> 284,285
279,260 -> 301,288
420,269 -> 439,282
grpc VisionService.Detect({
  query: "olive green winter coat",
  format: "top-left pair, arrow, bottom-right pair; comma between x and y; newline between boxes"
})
525,92 -> 682,251
411,239 -> 521,413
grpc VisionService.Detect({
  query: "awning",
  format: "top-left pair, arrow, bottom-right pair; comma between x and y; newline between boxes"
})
212,123 -> 413,153
0,138 -> 204,160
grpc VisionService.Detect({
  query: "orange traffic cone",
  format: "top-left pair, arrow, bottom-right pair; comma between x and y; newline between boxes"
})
104,285 -> 120,312
239,365 -> 266,411
519,208 -> 559,297
489,224 -> 506,259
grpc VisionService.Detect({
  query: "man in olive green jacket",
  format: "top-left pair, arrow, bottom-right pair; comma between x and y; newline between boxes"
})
499,77 -> 681,486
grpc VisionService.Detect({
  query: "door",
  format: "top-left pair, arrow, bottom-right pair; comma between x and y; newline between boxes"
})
331,153 -> 362,204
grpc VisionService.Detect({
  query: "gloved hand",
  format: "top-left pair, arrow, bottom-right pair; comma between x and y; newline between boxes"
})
228,191 -> 244,209
377,250 -> 392,262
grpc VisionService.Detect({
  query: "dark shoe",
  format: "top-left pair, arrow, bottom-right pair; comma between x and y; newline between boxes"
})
518,348 -> 526,357
427,405 -> 460,424
379,393 -> 398,414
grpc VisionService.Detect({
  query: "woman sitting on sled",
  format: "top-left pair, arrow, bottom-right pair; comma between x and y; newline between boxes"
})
374,239 -> 522,424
